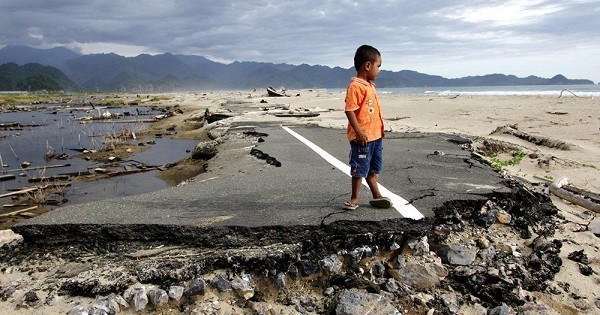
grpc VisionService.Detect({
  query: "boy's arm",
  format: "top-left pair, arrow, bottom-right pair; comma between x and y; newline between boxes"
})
345,111 -> 368,146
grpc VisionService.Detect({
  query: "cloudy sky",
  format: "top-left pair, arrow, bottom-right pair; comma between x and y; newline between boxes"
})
1,0 -> 599,82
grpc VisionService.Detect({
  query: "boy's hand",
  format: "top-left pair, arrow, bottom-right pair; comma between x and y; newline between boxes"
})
355,131 -> 368,146
345,110 -> 368,146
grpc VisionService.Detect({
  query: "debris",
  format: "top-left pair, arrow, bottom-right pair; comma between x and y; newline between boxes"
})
0,174 -> 16,181
490,125 -> 573,150
546,177 -> 600,213
123,246 -> 182,259
267,86 -> 287,97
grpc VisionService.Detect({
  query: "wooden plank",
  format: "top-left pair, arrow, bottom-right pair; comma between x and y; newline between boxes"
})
0,174 -> 16,181
28,175 -> 70,183
3,163 -> 71,173
0,206 -> 38,218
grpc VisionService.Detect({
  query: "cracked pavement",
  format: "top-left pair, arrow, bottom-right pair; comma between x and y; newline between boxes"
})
14,122 -> 511,245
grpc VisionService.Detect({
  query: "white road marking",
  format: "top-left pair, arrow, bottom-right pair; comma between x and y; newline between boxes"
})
282,126 -> 424,220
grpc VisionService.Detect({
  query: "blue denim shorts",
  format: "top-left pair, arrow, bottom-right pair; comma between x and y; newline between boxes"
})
349,138 -> 383,178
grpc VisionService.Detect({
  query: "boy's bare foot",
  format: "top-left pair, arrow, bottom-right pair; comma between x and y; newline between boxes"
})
369,197 -> 392,208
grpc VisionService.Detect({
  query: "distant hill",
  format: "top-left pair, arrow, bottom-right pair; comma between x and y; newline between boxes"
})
0,45 -> 595,92
0,62 -> 77,91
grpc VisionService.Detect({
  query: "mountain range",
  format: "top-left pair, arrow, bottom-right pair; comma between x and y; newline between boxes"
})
0,45 -> 595,92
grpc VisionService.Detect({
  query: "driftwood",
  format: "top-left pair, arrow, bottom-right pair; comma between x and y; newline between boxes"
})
545,177 -> 600,213
0,184 -> 71,199
28,175 -> 70,183
3,163 -> 71,173
490,125 -> 572,150
558,89 -> 589,98
124,246 -> 182,259
0,206 -> 38,218
267,86 -> 286,97
0,174 -> 16,181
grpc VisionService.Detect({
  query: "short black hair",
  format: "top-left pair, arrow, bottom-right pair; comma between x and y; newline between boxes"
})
354,45 -> 381,71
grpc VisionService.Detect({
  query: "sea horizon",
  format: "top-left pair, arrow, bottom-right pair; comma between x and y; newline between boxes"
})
375,84 -> 600,97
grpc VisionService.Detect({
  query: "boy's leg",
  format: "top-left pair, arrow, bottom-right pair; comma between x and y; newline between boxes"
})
351,177 -> 362,203
365,174 -> 383,199
366,139 -> 392,208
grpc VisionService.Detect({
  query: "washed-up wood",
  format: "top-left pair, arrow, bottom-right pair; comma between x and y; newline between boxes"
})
0,122 -> 20,128
103,168 -> 157,177
0,183 -> 71,199
3,163 -> 71,173
28,175 -> 70,183
3,203 -> 30,208
273,112 -> 319,118
546,177 -> 600,213
0,187 -> 37,198
0,205 -> 37,218
491,125 -> 572,150
124,245 -> 182,259
0,174 -> 16,181
59,170 -> 93,177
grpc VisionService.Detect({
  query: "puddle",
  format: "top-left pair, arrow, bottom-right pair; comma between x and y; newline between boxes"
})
0,104 -> 199,211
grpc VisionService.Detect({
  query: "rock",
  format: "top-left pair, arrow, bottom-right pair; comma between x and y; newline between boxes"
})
319,254 -> 343,273
231,274 -> 254,300
288,264 -> 299,280
132,287 -> 148,311
479,247 -> 497,261
567,249 -> 590,264
275,272 -> 286,289
20,290 -> 41,308
383,278 -> 399,293
588,217 -> 600,237
519,301 -> 559,315
207,127 -> 228,140
346,246 -> 374,267
147,288 -> 169,307
297,260 -> 319,276
404,236 -> 430,256
0,229 -> 23,246
437,244 -> 478,266
92,296 -> 120,314
68,305 -> 88,315
458,303 -> 488,315
578,263 -> 593,276
186,278 -> 206,296
392,262 -> 448,289
191,140 -> 219,159
476,236 -> 490,249
213,274 -> 232,292
441,293 -> 460,313
370,261 -> 385,278
168,285 -> 184,301
45,294 -> 60,306
335,290 -> 401,315
489,303 -> 516,315
54,262 -> 94,278
113,294 -> 129,309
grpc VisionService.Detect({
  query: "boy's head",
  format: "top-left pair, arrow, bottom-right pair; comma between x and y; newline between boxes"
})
354,45 -> 381,71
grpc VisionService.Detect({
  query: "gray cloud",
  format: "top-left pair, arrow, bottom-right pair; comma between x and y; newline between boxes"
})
1,0 -> 598,82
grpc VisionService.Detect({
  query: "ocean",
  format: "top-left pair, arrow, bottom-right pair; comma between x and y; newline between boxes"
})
329,84 -> 600,97
374,84 -> 600,97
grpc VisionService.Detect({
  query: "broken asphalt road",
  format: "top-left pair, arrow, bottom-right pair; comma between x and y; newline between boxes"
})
14,123 -> 511,247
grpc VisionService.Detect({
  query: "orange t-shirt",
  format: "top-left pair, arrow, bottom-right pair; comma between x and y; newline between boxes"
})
345,77 -> 384,142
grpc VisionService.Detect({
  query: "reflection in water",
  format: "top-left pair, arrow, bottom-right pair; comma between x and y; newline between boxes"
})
0,104 -> 198,208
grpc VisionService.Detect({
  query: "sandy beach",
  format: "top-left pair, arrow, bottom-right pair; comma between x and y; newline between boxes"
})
1,90 -> 599,314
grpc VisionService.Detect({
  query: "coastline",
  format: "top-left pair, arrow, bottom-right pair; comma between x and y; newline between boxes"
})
1,90 -> 599,314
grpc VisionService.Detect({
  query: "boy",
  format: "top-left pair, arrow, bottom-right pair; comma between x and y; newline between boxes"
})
343,45 -> 392,210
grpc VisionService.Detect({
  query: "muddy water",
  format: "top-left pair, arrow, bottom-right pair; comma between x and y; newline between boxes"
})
0,105 -> 199,211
